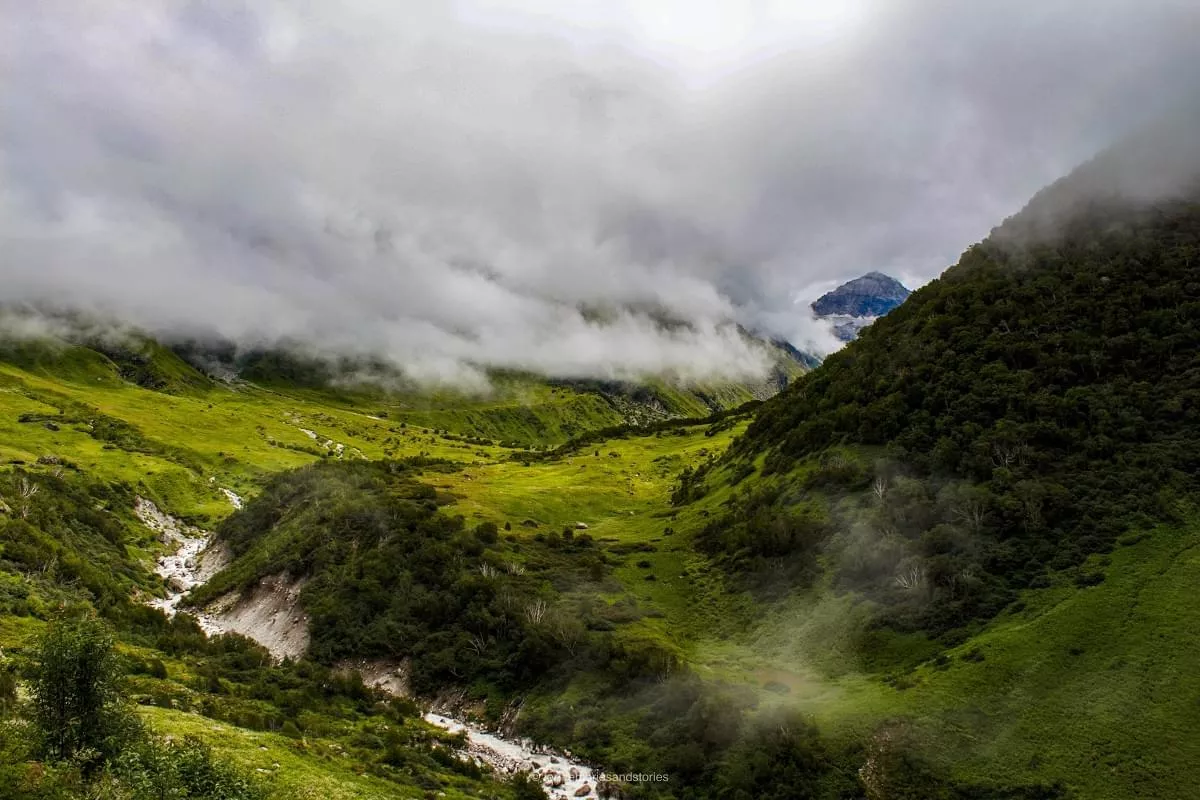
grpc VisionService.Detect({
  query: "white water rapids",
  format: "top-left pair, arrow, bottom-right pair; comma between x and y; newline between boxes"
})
423,713 -> 601,798
138,496 -> 603,799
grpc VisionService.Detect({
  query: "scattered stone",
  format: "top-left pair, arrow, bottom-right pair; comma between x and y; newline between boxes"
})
574,784 -> 592,797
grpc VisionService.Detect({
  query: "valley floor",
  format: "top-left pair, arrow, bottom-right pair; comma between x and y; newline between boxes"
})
2,359 -> 1197,798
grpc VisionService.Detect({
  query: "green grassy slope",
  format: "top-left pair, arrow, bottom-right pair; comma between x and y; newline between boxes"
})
680,500 -> 1200,798
5,139 -> 1200,797
888,517 -> 1200,798
0,332 -> 791,798
4,329 -> 1198,797
624,127 -> 1200,796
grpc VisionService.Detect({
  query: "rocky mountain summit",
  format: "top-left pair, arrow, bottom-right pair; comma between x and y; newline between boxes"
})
812,271 -> 911,340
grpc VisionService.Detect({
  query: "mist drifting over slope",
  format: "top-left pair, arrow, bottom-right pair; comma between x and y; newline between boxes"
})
1,0 -> 1196,386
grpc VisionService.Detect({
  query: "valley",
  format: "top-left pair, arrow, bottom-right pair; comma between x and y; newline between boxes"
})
3,109 -> 1200,800
4,265 -> 1200,798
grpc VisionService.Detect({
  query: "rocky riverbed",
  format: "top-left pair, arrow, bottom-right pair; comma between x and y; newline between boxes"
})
137,496 -> 224,634
137,496 -> 603,798
424,712 -> 601,799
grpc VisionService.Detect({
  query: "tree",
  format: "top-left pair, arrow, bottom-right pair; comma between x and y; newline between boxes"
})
31,613 -> 137,770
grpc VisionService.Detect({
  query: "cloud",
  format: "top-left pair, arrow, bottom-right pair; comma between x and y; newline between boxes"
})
0,0 -> 1196,384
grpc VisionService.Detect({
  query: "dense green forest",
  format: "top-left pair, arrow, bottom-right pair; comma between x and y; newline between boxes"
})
192,459 -> 630,694
711,181 -> 1200,644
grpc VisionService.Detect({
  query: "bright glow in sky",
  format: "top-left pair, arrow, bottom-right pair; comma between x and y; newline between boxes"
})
458,0 -> 867,82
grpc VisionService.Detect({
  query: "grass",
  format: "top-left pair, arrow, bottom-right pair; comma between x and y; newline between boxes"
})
138,707 -> 478,800
876,519 -> 1200,798
0,362 -> 520,524
5,345 -> 1200,798
451,419 -> 1200,799
666,515 -> 1200,799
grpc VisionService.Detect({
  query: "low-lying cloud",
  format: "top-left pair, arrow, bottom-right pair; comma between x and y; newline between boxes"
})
1,1 -> 1196,385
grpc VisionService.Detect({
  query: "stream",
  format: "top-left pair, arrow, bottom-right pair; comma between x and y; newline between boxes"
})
138,495 -> 604,800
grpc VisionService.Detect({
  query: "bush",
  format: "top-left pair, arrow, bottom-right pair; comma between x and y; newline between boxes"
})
31,613 -> 140,771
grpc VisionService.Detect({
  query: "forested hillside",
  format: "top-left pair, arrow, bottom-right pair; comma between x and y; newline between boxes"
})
715,152 -> 1200,642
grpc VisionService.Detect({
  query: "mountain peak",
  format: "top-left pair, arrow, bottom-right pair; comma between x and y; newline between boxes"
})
810,272 -> 911,339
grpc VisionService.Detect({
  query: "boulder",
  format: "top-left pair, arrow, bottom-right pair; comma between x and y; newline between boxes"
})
575,522 -> 589,530
574,784 -> 592,797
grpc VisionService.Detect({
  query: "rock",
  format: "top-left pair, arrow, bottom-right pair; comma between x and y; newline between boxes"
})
543,771 -> 564,787
811,272 -> 911,341
811,272 -> 910,317
570,767 -> 580,780
550,756 -> 559,764
597,779 -> 620,799
574,784 -> 592,797
575,522 -> 589,530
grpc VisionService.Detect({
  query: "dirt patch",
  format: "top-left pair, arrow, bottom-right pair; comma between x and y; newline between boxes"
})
207,573 -> 310,661
336,658 -> 412,697
194,541 -> 231,584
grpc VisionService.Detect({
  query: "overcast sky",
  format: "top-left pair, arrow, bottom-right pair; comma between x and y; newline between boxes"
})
1,1 -> 1197,386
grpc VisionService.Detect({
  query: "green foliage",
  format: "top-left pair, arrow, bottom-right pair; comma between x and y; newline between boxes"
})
695,481 -> 829,582
109,736 -> 267,800
726,192 -> 1200,640
710,711 -> 842,800
88,337 -> 214,395
30,614 -> 140,770
196,459 -> 620,694
518,403 -> 758,465
0,467 -> 156,620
